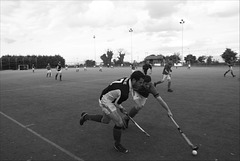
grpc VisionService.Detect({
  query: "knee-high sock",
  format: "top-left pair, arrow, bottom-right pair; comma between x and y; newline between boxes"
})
113,125 -> 122,144
168,82 -> 171,89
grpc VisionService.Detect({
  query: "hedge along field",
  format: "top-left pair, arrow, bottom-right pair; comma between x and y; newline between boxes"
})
0,66 -> 239,161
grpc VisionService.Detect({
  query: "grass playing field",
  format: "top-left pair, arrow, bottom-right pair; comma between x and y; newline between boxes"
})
0,66 -> 239,161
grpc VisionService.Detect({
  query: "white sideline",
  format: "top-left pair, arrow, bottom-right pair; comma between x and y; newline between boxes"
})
0,111 -> 84,161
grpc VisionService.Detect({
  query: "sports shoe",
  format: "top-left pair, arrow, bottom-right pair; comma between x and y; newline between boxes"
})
114,143 -> 129,153
168,89 -> 173,92
79,112 -> 88,125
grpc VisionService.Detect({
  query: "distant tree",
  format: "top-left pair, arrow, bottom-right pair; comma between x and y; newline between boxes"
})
100,49 -> 114,66
221,48 -> 238,62
184,54 -> 197,64
169,53 -> 181,64
85,60 -> 95,67
113,49 -> 125,66
206,56 -> 213,65
198,56 -> 207,63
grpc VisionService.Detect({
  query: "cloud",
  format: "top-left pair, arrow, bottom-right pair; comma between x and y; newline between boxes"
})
3,38 -> 16,44
207,0 -> 239,17
145,1 -> 187,19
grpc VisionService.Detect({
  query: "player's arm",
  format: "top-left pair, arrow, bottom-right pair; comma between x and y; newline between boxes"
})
155,96 -> 173,117
149,84 -> 173,116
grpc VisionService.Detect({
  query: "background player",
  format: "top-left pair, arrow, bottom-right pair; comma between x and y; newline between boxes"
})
79,71 -> 145,153
46,63 -> 51,77
124,75 -> 173,128
55,62 -> 62,81
142,60 -> 152,75
154,61 -> 173,92
224,57 -> 236,77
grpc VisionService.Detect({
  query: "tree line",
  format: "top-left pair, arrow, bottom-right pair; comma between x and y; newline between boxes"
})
0,55 -> 65,70
0,48 -> 238,70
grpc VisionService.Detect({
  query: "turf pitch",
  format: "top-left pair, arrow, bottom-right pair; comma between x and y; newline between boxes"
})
0,66 -> 239,160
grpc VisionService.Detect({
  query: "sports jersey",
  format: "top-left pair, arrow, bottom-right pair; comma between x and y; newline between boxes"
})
227,60 -> 234,67
46,65 -> 51,70
57,64 -> 62,71
162,64 -> 172,75
142,64 -> 152,71
100,77 -> 132,105
136,82 -> 159,98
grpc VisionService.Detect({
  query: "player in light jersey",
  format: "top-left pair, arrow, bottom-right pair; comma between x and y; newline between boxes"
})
46,63 -> 51,77
79,71 -> 145,153
154,62 -> 173,92
124,75 -> 173,128
32,64 -> 35,73
55,62 -> 62,81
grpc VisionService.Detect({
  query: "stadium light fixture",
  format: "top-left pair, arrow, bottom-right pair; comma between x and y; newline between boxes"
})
180,19 -> 185,63
129,28 -> 133,63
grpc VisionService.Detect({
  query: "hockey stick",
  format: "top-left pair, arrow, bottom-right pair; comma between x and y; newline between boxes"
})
125,113 -> 150,137
169,116 -> 198,150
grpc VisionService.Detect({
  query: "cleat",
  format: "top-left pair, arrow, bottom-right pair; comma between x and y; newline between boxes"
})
79,112 -> 88,125
114,143 -> 129,153
168,89 -> 173,92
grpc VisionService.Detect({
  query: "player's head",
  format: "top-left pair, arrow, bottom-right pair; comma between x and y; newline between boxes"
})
143,75 -> 152,88
130,70 -> 145,90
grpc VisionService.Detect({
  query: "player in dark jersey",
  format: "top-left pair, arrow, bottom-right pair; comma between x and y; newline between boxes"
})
224,57 -> 236,77
142,60 -> 152,75
154,62 -> 173,92
79,71 -> 145,153
124,75 -> 173,128
55,62 -> 62,81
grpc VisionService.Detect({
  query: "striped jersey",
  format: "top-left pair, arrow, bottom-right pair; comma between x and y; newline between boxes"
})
100,77 -> 132,105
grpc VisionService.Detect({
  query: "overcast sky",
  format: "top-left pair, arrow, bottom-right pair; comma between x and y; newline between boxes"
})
1,0 -> 239,64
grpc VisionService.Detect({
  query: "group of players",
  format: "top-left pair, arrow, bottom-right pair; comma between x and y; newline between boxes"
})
79,60 -> 176,153
79,58 -> 237,154
44,61 -> 63,81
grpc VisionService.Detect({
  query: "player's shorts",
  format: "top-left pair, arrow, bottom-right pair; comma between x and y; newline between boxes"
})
162,74 -> 171,82
57,70 -> 62,74
132,91 -> 147,108
99,97 -> 117,115
47,70 -> 51,73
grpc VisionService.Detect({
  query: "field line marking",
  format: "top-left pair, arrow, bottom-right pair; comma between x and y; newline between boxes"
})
0,111 -> 84,161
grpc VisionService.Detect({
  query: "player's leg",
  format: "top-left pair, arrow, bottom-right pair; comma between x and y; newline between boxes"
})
230,66 -> 236,77
167,75 -> 173,92
154,75 -> 166,86
124,92 -> 147,128
59,71 -> 62,81
55,71 -> 58,80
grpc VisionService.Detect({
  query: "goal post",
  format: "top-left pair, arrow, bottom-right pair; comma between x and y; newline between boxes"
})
18,64 -> 29,70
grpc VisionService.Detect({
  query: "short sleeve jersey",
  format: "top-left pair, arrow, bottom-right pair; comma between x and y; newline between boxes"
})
162,64 -> 172,75
136,82 -> 159,98
100,77 -> 131,105
142,64 -> 152,71
57,64 -> 62,71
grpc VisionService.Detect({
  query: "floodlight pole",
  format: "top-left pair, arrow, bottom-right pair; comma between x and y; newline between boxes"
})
93,35 -> 96,64
129,28 -> 133,63
180,19 -> 185,63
